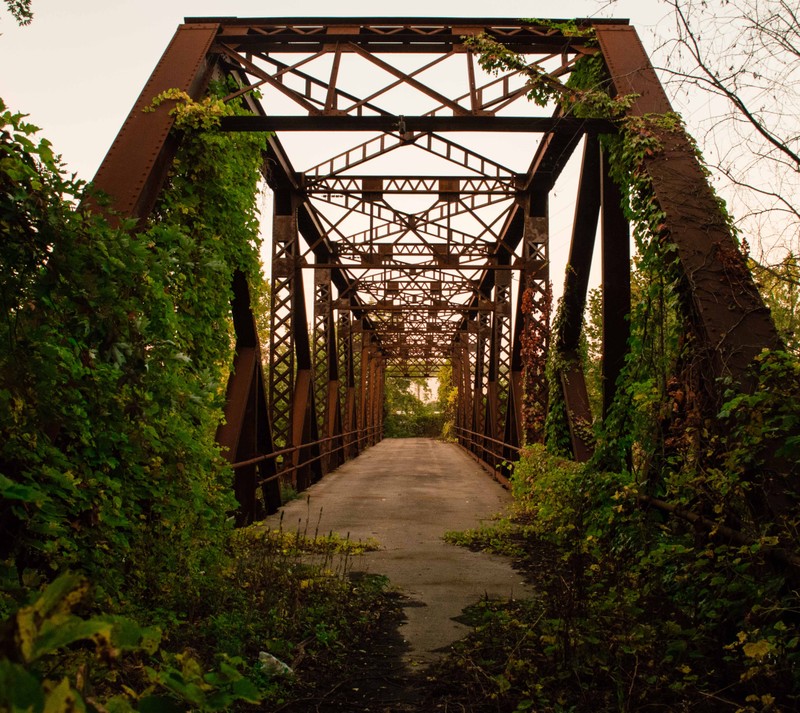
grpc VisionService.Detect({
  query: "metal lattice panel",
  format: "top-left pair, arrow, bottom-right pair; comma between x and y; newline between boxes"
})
90,17 -> 781,514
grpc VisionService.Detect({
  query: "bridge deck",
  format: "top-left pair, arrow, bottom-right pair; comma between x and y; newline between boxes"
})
263,437 -> 530,664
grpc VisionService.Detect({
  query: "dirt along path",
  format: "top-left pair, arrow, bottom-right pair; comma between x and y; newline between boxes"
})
263,437 -> 530,666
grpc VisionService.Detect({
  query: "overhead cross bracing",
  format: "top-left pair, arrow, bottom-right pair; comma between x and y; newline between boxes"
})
204,18 -> 606,385
92,17 -> 780,523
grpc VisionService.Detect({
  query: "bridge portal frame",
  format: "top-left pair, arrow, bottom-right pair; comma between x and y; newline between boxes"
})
91,18 -> 780,521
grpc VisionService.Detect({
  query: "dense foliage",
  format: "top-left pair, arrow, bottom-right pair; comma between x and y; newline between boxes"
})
435,31 -> 800,713
0,92 -> 391,711
0,89 -> 264,609
383,375 -> 442,438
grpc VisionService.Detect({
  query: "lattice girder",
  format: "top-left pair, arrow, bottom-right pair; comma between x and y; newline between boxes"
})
90,16 -> 781,514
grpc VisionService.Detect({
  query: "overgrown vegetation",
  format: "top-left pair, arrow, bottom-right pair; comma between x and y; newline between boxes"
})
0,91 -> 389,710
434,30 -> 800,713
438,405 -> 799,710
383,375 -> 443,438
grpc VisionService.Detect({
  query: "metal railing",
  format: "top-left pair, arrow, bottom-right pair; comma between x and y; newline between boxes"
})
231,425 -> 382,488
453,425 -> 520,486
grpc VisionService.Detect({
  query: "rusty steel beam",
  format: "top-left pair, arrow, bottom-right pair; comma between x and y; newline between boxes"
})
556,135 -> 601,460
560,353 -> 595,463
304,176 -> 519,195
600,146 -> 631,417
594,23 -> 781,392
220,115 -> 609,133
558,135 -> 601,352
217,271 -> 281,522
93,24 -> 219,222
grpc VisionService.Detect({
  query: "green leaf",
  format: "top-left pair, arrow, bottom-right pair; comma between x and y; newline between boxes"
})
136,696 -> 185,713
42,678 -> 86,713
0,659 -> 45,713
0,474 -> 45,504
16,575 -> 90,663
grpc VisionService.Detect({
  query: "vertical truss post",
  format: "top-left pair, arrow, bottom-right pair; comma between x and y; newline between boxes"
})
358,328 -> 372,449
504,285 -> 524,457
373,353 -> 385,443
271,193 -> 321,491
351,323 -> 363,453
462,331 -> 474,448
494,258 -> 513,443
453,332 -> 470,446
326,304 -> 345,471
313,267 -> 331,449
557,135 -> 601,461
217,271 -> 281,525
505,212 -> 527,458
473,304 -> 491,461
485,288 -> 499,464
600,146 -> 631,417
520,193 -> 551,445
269,189 -> 296,455
313,266 -> 343,472
467,320 -> 480,454
339,310 -> 358,460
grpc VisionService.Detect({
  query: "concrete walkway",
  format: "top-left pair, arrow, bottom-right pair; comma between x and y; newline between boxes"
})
263,437 -> 530,664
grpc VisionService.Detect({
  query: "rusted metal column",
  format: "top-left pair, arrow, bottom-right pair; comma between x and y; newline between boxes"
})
600,146 -> 631,417
452,334 -> 470,446
594,23 -> 781,397
504,212 -> 527,455
217,271 -> 280,524
472,307 -> 491,459
358,330 -> 373,449
520,193 -> 551,445
493,260 -> 513,442
313,267 -> 332,448
269,191 -> 296,454
557,135 -> 601,461
466,321 -> 480,452
373,354 -> 385,442
339,310 -> 358,460
313,266 -> 343,471
274,199 -> 321,491
350,324 -> 363,453
92,23 -> 220,223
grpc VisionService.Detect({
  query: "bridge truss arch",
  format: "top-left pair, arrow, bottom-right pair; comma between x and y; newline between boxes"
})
93,17 -> 780,523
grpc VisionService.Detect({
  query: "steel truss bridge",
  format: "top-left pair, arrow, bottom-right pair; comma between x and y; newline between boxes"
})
93,17 -> 780,523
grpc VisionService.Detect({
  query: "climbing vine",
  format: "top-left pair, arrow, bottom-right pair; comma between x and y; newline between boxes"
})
1,84 -> 400,711
0,84 -> 267,607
